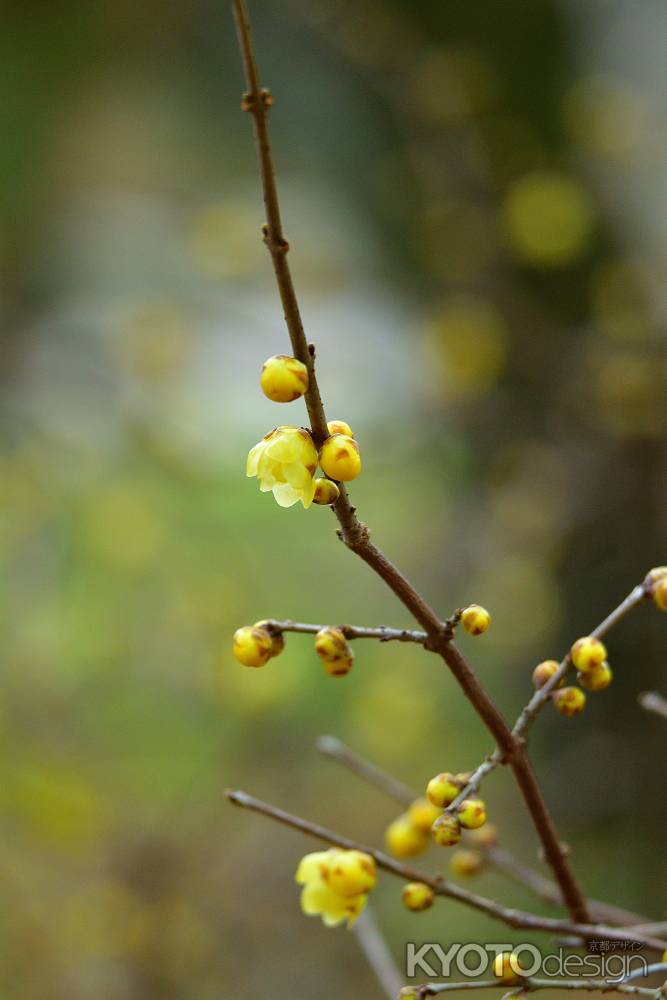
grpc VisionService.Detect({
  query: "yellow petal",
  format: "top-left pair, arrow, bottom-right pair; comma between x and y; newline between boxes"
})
246,441 -> 264,477
273,483 -> 301,507
295,851 -> 332,884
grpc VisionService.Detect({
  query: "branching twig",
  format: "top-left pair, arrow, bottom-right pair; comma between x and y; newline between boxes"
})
225,789 -> 667,952
316,736 -> 648,929
410,978 -> 663,997
638,692 -> 667,722
262,620 -> 429,646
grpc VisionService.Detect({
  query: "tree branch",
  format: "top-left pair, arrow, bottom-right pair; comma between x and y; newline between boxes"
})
354,905 -> 404,1000
409,978 -> 663,998
225,789 -> 667,952
261,620 -> 429,646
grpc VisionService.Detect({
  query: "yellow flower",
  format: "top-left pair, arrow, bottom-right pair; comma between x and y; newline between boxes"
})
532,659 -> 562,689
232,625 -> 273,667
408,797 -> 443,832
461,605 -> 491,635
402,881 -> 435,912
493,951 -> 526,985
327,419 -> 354,438
385,814 -> 430,857
426,772 -> 463,808
449,848 -> 484,877
246,426 -> 318,508
570,635 -> 607,672
313,478 -> 340,505
295,849 -> 372,928
578,661 -> 612,691
431,814 -> 462,847
457,797 -> 487,830
552,686 -> 586,717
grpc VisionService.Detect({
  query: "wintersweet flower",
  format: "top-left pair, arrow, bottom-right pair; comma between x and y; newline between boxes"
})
246,426 -> 318,508
295,849 -> 374,928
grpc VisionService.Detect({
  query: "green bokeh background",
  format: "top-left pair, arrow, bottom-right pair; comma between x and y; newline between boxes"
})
1,1 -> 666,997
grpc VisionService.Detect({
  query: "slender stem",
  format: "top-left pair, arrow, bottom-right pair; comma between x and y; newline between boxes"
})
225,790 -> 667,952
316,735 -> 416,807
622,964 -> 667,984
261,620 -> 429,645
354,905 -> 404,1000
638,692 -> 667,721
413,979 -> 662,997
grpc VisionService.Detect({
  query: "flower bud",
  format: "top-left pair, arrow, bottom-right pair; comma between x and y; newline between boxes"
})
323,849 -> 376,897
431,814 -> 462,847
322,655 -> 353,678
532,659 -> 562,689
426,772 -> 463,808
313,478 -> 340,505
653,577 -> 667,612
467,823 -> 499,849
327,419 -> 354,438
493,951 -> 525,985
449,848 -> 484,877
457,797 -> 487,830
408,797 -> 443,832
319,434 -> 361,482
260,354 -> 308,402
644,566 -> 667,591
385,814 -> 429,857
232,625 -> 274,667
578,661 -> 612,692
253,621 -> 285,657
552,686 -> 586,717
570,636 -> 607,673
314,627 -> 351,662
402,882 -> 435,912
461,605 -> 491,636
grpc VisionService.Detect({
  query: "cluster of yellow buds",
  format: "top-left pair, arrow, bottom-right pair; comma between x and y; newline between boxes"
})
460,605 -> 491,636
232,622 -> 285,667
533,634 -> 615,717
314,626 -> 354,677
423,770 -> 489,848
385,797 -> 442,857
249,353 -> 361,509
645,566 -> 667,612
295,848 -> 376,928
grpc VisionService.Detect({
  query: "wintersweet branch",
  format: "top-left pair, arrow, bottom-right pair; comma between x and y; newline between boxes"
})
638,692 -> 667,721
407,978 -> 663,998
225,790 -> 667,952
316,736 -> 647,929
261,619 -> 430,645
354,906 -> 404,1000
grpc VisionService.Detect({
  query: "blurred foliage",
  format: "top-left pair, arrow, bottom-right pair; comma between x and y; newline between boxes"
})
1,0 -> 666,998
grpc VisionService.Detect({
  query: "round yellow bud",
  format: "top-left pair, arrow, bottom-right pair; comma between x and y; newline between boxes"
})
402,881 -> 435,912
385,814 -> 429,858
314,627 -> 351,663
322,655 -> 353,678
232,625 -> 273,667
313,478 -> 340,505
457,798 -> 487,830
399,990 -> 421,1000
493,951 -> 525,985
408,797 -> 443,832
426,772 -> 462,808
570,636 -> 607,673
319,434 -> 361,482
578,661 -> 612,692
461,605 -> 491,636
260,354 -> 308,403
644,566 -> 667,589
253,621 -> 285,658
449,848 -> 484,878
323,849 -> 376,897
327,419 -> 354,438
431,814 -> 462,847
653,578 -> 667,612
532,660 -> 562,689
552,686 -> 586,717
467,823 -> 499,849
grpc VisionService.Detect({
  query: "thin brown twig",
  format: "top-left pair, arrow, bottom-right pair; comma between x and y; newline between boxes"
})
315,736 -> 647,929
225,789 -> 667,952
261,619 -> 429,645
232,0 -> 589,926
409,978 -> 663,997
638,692 -> 667,722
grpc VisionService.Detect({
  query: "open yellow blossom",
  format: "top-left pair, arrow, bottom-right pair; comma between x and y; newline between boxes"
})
295,849 -> 373,927
246,426 -> 318,508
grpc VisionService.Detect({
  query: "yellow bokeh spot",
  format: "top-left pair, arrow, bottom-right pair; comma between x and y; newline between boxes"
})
83,481 -> 165,571
563,75 -> 647,159
426,298 -> 507,402
503,170 -> 595,268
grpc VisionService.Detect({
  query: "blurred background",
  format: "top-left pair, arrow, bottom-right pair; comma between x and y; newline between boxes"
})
2,0 -> 666,996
